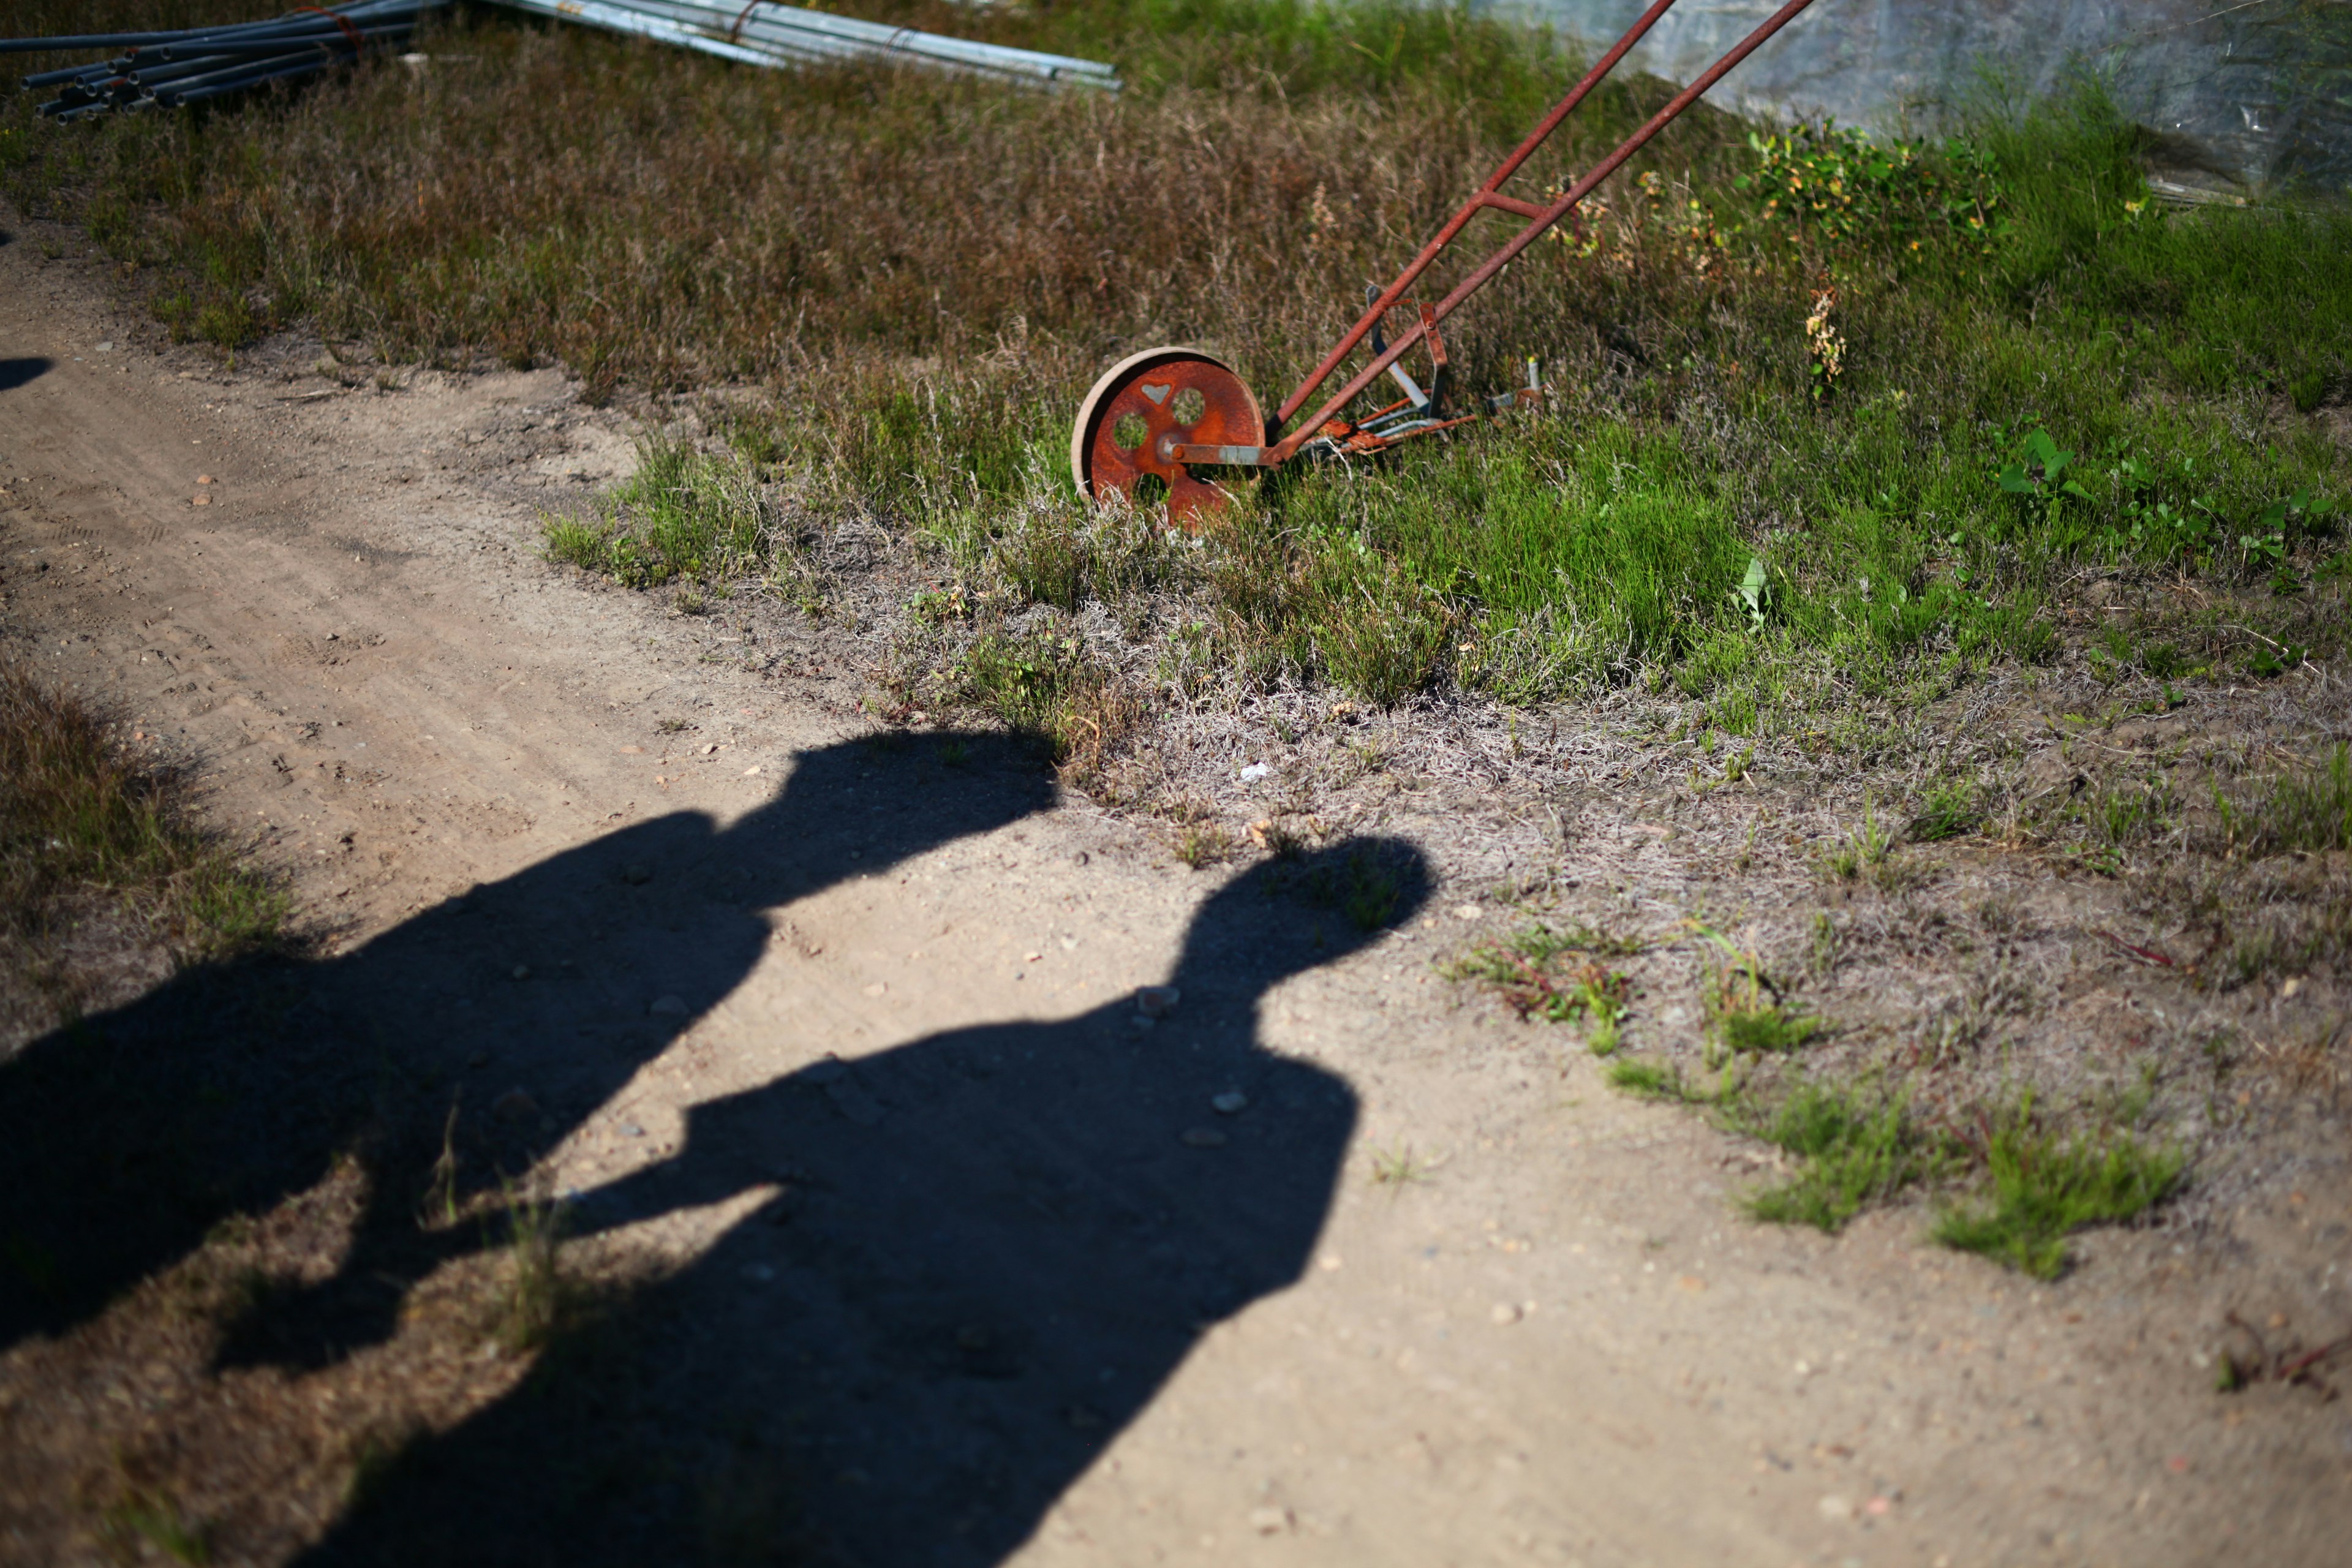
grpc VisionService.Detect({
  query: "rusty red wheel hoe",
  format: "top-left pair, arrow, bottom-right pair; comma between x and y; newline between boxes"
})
1069,0 -> 1822,532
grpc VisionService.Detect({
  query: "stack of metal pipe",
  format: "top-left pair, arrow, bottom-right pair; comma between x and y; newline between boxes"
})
3,0 -> 1117,124
2,0 -> 446,121
487,0 -> 1120,91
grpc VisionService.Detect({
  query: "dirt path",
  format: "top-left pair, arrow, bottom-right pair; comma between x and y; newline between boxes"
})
2,218 -> 2346,1567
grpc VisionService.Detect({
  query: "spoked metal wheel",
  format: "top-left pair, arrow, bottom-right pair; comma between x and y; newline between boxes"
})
1069,346 -> 1264,532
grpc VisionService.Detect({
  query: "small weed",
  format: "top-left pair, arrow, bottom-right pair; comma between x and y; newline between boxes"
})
1737,1081 -> 1934,1233
1291,846 -> 1408,931
655,717 -> 693,735
1606,1057 -> 1704,1102
496,1186 -> 574,1352
1691,921 -> 1819,1063
1807,911 -> 1842,977
1820,801 -> 1894,881
1932,1097 -> 2184,1278
1367,1142 -> 1442,1191
1909,778 -> 1981,842
420,1101 -> 462,1231
1173,821 -> 1232,869
1447,921 -> 1643,1047
2229,744 -> 2352,855
100,1485 -> 211,1566
543,435 -> 771,590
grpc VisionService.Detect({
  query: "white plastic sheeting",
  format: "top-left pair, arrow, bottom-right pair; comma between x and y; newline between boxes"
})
1483,1 -> 2351,194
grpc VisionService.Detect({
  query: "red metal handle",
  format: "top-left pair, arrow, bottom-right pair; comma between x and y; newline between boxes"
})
1266,0 -> 1821,463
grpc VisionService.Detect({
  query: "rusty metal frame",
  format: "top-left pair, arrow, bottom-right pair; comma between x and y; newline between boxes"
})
1163,0 -> 1819,473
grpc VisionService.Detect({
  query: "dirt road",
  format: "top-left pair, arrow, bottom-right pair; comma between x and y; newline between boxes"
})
2,216 -> 2346,1567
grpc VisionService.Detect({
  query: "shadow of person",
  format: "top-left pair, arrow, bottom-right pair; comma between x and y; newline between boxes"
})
0,733 -> 1054,1358
300,840 -> 1430,1568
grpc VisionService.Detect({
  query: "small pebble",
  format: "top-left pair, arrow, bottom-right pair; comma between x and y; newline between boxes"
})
491,1088 -> 539,1123
620,862 -> 652,884
1180,1127 -> 1227,1148
510,964 -> 530,981
1136,984 -> 1180,1018
1818,1494 -> 1853,1521
620,1121 -> 646,1138
1491,1303 -> 1522,1325
862,982 -> 888,998
1247,1506 -> 1290,1535
1211,1090 -> 1249,1115
1238,762 -> 1270,782
649,994 -> 688,1017
1452,903 -> 1483,921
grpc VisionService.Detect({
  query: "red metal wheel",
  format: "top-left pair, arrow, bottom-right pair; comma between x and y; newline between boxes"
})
1070,347 -> 1264,532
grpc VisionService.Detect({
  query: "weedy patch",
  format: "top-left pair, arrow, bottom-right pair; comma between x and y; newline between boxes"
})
1819,801 -> 1896,884
0,655 -> 282,1042
1367,1142 -> 1444,1191
544,434 -> 782,592
1932,1097 -> 2184,1280
97,1482 -> 212,1566
495,1186 -> 578,1354
1692,922 -> 1820,1063
2222,742 -> 2352,856
1444,920 -> 1645,1049
1733,1082 -> 1940,1233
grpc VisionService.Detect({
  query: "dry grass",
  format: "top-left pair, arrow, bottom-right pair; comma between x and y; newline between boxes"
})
0,655 -> 282,1044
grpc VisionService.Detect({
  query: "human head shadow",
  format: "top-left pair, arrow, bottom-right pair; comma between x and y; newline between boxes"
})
0,731 -> 1053,1357
0,356 -> 53,393
299,839 -> 1431,1568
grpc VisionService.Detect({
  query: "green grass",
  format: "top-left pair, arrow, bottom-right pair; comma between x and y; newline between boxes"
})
1605,1057 -> 1700,1102
1908,778 -> 1983,842
0,657 -> 282,974
100,1486 -> 212,1566
1932,1100 -> 2184,1278
1736,1082 -> 1934,1233
9,5 -> 2346,725
2230,743 -> 2352,854
543,435 -> 773,590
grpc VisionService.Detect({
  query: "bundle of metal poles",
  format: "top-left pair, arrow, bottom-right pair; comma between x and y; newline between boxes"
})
2,0 -> 446,121
486,0 -> 1119,91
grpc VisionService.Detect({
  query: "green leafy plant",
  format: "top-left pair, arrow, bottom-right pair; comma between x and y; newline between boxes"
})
1997,428 -> 2093,530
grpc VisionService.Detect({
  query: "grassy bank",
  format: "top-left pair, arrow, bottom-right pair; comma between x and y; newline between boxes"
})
0,657 -> 282,1041
6,8 -> 2346,734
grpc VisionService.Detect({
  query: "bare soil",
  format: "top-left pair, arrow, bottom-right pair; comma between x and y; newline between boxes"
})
2,206 -> 2349,1568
